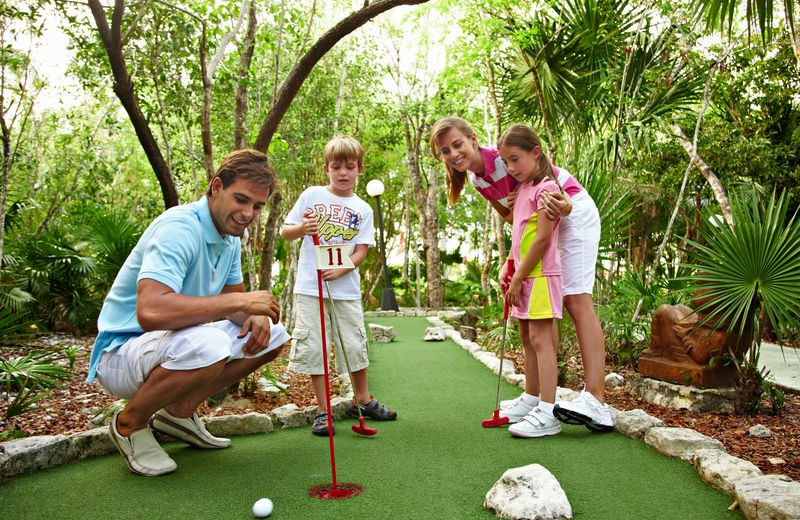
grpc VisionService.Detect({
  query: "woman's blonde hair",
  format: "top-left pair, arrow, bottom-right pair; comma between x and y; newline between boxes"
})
497,124 -> 561,189
429,116 -> 476,205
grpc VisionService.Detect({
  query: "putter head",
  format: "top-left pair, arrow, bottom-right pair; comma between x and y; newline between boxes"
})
481,409 -> 510,428
352,417 -> 378,437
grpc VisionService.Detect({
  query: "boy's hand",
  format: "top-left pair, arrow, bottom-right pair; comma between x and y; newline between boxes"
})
321,268 -> 352,281
301,214 -> 319,236
507,274 -> 523,306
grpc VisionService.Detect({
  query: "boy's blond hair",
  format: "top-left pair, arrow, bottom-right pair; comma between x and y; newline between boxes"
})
324,135 -> 364,167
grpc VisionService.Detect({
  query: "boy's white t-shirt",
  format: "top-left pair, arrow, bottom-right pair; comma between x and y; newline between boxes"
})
284,186 -> 375,300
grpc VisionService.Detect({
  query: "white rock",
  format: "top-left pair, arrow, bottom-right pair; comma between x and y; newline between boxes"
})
328,396 -> 352,420
270,404 -> 308,429
643,427 -> 725,461
768,457 -> 786,466
556,388 -> 580,402
505,374 -> 526,387
748,424 -> 772,439
735,474 -> 800,520
67,428 -> 116,460
424,327 -> 446,341
691,449 -> 762,496
612,409 -> 663,439
205,412 -> 273,436
0,435 -> 70,477
604,372 -> 624,389
484,464 -> 572,520
368,323 -> 396,343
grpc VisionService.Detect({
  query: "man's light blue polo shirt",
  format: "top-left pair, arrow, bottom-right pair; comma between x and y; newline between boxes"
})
87,197 -> 243,382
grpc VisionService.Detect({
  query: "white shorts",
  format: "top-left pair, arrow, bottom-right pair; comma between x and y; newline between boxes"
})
288,294 -> 369,375
559,194 -> 600,296
96,319 -> 290,399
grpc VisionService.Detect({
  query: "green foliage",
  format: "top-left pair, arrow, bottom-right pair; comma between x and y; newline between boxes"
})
681,190 -> 800,412
599,269 -> 682,365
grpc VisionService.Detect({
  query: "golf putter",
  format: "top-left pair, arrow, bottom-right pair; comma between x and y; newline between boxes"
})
323,281 -> 378,437
482,257 -> 516,428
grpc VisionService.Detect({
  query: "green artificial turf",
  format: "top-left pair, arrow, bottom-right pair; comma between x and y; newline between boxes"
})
0,317 -> 741,520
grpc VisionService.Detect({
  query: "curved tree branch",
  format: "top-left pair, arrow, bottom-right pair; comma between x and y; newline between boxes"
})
253,0 -> 430,152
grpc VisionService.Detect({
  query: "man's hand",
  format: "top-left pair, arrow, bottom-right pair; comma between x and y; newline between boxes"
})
539,191 -> 573,220
238,315 -> 273,355
239,291 -> 280,323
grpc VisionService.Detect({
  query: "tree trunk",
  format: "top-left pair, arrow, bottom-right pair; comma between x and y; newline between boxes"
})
88,0 -> 179,208
480,203 -> 492,301
234,2 -> 257,150
521,51 -> 556,162
671,123 -> 734,229
424,164 -> 442,308
253,0 -> 430,152
260,191 -> 282,290
0,114 -> 9,266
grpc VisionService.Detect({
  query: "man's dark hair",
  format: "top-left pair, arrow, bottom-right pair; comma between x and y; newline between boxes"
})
206,149 -> 276,196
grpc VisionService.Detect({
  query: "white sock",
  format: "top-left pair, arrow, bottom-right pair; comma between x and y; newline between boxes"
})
537,401 -> 555,415
521,393 -> 540,406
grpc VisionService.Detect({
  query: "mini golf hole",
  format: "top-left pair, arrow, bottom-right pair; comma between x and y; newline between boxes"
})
308,482 -> 363,500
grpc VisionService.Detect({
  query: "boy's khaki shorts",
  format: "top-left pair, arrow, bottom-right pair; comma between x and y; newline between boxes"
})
288,293 -> 369,375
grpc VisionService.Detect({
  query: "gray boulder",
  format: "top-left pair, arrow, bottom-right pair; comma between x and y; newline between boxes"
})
206,412 -> 273,436
612,409 -> 663,439
0,435 -> 70,477
424,327 -> 446,341
484,464 -> 572,520
643,427 -> 725,461
67,428 -> 116,460
735,474 -> 800,520
748,424 -> 772,439
270,404 -> 308,429
368,323 -> 396,343
691,449 -> 762,496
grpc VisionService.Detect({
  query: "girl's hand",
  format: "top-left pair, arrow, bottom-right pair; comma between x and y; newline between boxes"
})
539,191 -> 572,220
499,264 -> 509,294
507,274 -> 522,306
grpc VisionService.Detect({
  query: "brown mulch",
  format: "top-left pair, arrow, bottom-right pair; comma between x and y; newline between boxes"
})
2,334 -> 798,483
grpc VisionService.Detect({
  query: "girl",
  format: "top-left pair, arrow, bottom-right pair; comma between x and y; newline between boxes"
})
498,124 -> 562,438
430,116 -> 612,432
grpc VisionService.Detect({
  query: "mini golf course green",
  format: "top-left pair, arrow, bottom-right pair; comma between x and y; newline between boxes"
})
0,317 -> 742,519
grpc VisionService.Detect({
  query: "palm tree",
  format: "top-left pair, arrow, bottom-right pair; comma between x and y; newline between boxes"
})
682,190 -> 800,412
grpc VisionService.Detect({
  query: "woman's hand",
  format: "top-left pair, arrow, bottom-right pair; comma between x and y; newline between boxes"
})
539,191 -> 572,220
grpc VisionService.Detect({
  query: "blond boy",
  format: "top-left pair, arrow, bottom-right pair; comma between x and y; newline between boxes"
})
280,136 -> 397,436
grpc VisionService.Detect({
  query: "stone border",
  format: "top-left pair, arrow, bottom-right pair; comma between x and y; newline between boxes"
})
1,381 -> 356,480
424,316 -> 800,520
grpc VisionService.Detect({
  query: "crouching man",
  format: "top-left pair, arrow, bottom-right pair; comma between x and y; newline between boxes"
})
87,149 -> 289,476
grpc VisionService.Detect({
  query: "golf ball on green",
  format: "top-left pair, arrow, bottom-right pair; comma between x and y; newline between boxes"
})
252,498 -> 273,518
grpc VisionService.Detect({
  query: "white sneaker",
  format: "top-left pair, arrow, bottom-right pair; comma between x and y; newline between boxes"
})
508,407 -> 561,438
553,390 -> 614,432
150,409 -> 231,449
109,411 -> 177,476
499,398 -> 534,423
499,395 -> 523,410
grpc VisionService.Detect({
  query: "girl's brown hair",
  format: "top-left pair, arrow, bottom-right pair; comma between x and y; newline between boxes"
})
429,116 -> 476,205
497,124 -> 561,190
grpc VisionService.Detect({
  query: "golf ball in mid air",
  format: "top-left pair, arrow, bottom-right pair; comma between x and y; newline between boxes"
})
252,498 -> 273,518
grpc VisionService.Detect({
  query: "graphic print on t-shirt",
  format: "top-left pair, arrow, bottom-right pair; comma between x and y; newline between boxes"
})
311,203 -> 362,243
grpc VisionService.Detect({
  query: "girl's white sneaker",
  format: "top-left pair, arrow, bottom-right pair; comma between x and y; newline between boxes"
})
508,407 -> 562,438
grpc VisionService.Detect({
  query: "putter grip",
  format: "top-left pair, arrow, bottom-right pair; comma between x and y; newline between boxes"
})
503,258 -> 515,320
